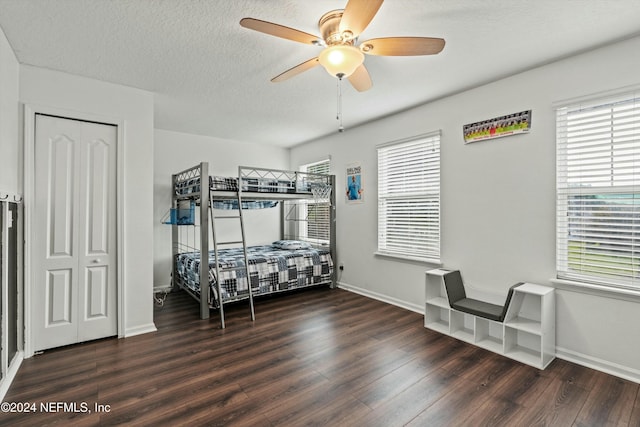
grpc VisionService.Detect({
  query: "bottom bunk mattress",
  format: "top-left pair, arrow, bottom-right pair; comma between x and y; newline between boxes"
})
175,244 -> 333,307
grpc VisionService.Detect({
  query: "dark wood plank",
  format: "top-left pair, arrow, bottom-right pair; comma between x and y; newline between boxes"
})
405,355 -> 515,427
573,371 -> 638,426
406,379 -> 493,427
492,362 -> 557,407
457,396 -> 525,427
259,380 -> 371,426
352,349 -> 442,409
508,377 -> 591,426
356,368 -> 465,427
1,287 -> 638,426
630,389 -> 640,427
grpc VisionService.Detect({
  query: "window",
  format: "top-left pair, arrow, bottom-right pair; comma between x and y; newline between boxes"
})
377,131 -> 441,261
300,159 -> 331,244
556,91 -> 640,290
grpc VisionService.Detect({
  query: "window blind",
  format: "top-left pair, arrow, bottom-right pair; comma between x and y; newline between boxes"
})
556,91 -> 640,289
302,159 -> 331,243
378,132 -> 440,260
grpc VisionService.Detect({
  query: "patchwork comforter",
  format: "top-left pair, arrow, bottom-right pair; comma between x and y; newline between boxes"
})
175,245 -> 333,307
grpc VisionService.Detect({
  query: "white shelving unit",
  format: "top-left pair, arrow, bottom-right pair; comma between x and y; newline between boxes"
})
424,268 -> 451,334
424,269 -> 555,369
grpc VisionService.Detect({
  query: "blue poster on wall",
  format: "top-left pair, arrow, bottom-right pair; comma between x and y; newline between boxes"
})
345,162 -> 363,203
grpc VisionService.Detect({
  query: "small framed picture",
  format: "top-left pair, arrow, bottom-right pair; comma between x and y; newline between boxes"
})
463,110 -> 532,144
345,162 -> 363,203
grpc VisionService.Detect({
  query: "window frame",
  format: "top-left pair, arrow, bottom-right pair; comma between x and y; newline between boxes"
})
556,88 -> 640,291
376,131 -> 441,263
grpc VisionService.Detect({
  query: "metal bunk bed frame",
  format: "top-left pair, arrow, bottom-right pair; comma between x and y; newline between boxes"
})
171,162 -> 337,327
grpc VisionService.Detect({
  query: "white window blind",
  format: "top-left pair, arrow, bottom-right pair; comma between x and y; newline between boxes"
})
377,132 -> 440,261
301,159 -> 331,243
556,91 -> 640,289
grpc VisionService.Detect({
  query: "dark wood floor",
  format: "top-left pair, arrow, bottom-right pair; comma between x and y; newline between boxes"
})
3,287 -> 640,426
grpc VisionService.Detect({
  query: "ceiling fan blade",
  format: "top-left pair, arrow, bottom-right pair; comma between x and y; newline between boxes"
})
348,64 -> 372,92
339,0 -> 384,38
271,57 -> 320,82
240,18 -> 322,45
360,37 -> 445,56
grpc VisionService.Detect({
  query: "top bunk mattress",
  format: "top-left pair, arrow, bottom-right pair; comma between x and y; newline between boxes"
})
175,175 -> 315,196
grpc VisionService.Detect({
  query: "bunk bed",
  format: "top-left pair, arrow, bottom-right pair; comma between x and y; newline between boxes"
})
170,162 -> 336,327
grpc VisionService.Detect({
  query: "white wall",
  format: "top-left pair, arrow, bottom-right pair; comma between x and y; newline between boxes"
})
290,35 -> 640,382
0,25 -> 19,196
0,22 -> 21,403
19,65 -> 156,337
153,129 -> 289,288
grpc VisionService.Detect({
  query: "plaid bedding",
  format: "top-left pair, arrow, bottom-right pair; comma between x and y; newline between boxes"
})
210,176 -> 238,191
174,175 -> 300,211
175,176 -> 307,195
175,245 -> 333,307
211,200 -> 278,210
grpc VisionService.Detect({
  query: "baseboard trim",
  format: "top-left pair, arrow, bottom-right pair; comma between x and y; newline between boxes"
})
556,346 -> 640,384
337,281 -> 423,314
0,351 -> 24,402
124,323 -> 157,338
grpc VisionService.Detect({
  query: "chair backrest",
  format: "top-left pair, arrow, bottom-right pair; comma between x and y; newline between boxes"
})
443,270 -> 466,305
498,282 -> 524,321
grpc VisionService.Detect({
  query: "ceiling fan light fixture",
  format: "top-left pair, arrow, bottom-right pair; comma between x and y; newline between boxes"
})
318,45 -> 364,78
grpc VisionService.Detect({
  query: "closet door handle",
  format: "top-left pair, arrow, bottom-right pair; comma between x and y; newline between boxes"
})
92,259 -> 101,264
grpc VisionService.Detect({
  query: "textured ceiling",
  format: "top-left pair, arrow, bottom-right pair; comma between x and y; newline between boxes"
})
1,0 -> 639,147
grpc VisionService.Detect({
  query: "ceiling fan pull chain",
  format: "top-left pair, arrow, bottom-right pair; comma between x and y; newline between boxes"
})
337,73 -> 344,132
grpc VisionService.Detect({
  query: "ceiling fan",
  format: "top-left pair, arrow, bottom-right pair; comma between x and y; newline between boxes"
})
240,0 -> 445,92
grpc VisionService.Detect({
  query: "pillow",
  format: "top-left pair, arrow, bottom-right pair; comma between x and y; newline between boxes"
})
272,240 -> 312,250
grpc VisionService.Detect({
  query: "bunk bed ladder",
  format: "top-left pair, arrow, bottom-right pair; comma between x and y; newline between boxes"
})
208,189 -> 256,328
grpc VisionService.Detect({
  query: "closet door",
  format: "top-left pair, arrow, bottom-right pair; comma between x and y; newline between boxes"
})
32,115 -> 117,352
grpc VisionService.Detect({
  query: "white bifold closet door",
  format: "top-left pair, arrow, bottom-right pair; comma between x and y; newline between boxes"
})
32,114 -> 117,352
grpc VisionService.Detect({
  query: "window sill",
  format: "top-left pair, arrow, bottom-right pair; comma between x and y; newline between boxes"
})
374,251 -> 442,266
550,278 -> 640,303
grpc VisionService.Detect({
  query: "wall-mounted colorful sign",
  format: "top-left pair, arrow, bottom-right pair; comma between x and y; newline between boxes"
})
463,110 -> 532,144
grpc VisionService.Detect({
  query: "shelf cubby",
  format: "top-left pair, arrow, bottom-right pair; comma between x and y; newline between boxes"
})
475,317 -> 504,354
504,327 -> 543,367
424,303 -> 450,334
450,310 -> 475,343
